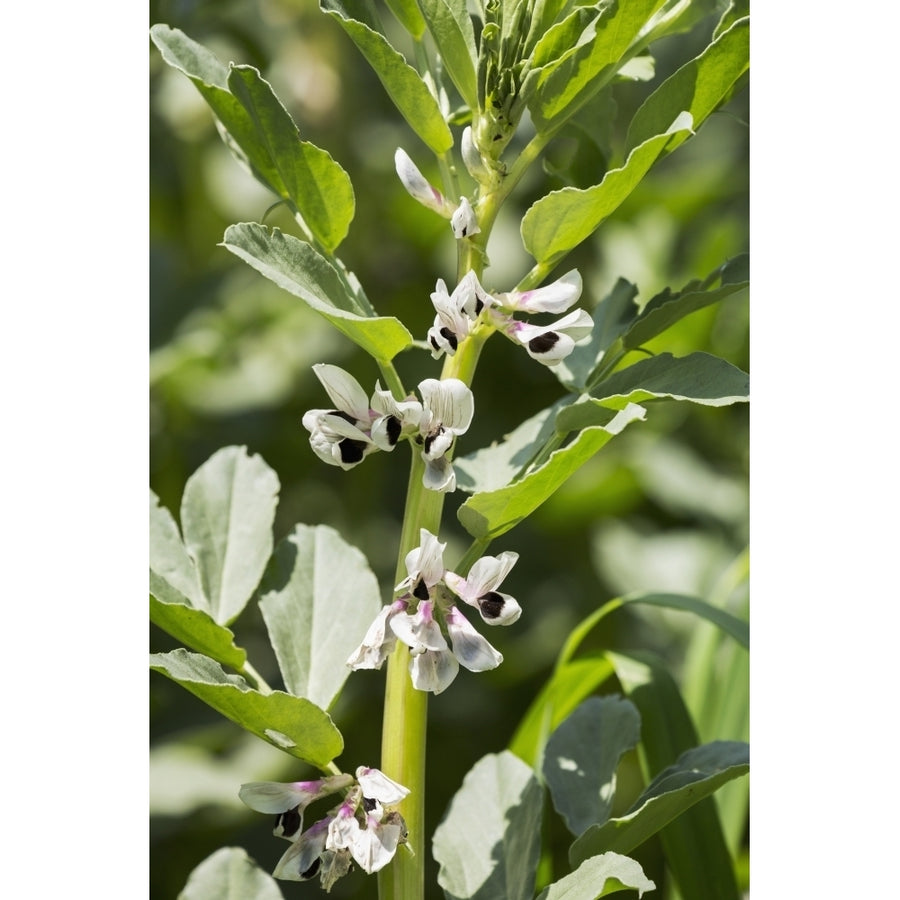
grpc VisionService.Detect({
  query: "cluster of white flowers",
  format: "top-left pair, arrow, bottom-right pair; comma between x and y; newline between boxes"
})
239,766 -> 409,889
301,364 -> 474,492
348,529 -> 520,694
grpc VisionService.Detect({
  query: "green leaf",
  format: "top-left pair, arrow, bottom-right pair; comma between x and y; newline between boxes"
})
569,739 -> 749,868
509,654 -> 615,770
150,489 -> 206,612
714,0 -> 749,39
535,852 -> 656,900
433,751 -> 544,900
454,400 -> 566,494
543,696 -> 641,836
458,404 -> 646,540
385,0 -> 427,37
178,847 -> 285,900
150,584 -> 247,670
258,524 -> 382,710
150,650 -> 343,767
553,279 -> 640,391
320,0 -> 454,153
417,0 -> 478,109
587,352 -> 750,410
622,256 -> 748,350
526,0 -> 668,131
521,113 -> 694,268
180,446 -> 279,626
222,223 -> 412,361
226,65 -> 355,252
595,651 -> 741,899
625,16 -> 749,156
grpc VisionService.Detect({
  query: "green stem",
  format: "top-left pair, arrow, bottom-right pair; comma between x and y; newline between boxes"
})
240,660 -> 272,694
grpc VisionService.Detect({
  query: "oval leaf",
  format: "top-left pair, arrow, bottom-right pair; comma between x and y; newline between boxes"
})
433,751 -> 544,900
150,650 -> 343,767
535,851 -> 656,900
150,489 -> 206,611
180,446 -> 280,626
178,847 -> 285,900
222,223 -> 412,361
258,524 -> 382,710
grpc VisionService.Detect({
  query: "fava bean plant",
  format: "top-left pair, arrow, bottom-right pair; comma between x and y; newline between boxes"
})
150,1 -> 749,898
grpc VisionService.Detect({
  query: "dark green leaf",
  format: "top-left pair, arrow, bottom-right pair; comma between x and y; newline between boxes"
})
150,650 -> 343,767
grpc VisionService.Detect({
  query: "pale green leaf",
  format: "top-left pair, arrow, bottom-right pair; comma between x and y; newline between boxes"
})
385,0 -> 427,37
222,223 -> 412,361
320,0 -> 453,153
521,116 -> 694,268
180,446 -> 279,626
433,751 -> 543,900
458,404 -> 646,540
417,0 -> 478,109
150,584 -> 247,670
589,352 -> 749,410
625,17 -> 749,156
226,65 -> 355,252
543,696 -> 641,836
258,524 -> 382,709
150,649 -> 343,767
536,852 -> 656,900
569,740 -> 749,867
150,489 -> 205,612
527,0 -> 668,131
178,847 -> 285,900
522,0 -> 580,59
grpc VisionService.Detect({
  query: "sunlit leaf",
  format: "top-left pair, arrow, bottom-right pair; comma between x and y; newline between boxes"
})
222,223 -> 412,361
320,0 -> 454,153
150,489 -> 205,611
535,852 -> 656,900
150,650 -> 343,767
258,524 -> 382,710
226,65 -> 355,252
543,696 -> 641,836
177,846 -> 285,900
433,751 -> 543,900
384,0 -> 426,37
458,404 -> 646,540
180,446 -> 279,626
417,0 -> 478,109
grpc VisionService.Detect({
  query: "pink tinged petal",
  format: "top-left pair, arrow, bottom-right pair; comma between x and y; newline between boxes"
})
409,647 -> 460,693
395,148 -> 449,215
238,775 -> 352,815
445,551 -> 518,600
446,606 -> 504,671
311,364 -> 371,421
351,819 -> 403,873
390,600 -> 449,654
346,600 -> 408,669
451,196 -> 481,238
355,767 -> 411,805
500,269 -> 583,314
418,378 -> 474,435
422,454 -> 457,492
326,805 -> 362,852
273,817 -> 331,880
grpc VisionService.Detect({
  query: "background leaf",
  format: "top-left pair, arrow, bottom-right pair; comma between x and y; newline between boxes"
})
543,696 -> 642,836
180,446 -> 279,626
433,751 -> 544,900
150,650 -> 343,768
177,846 -> 285,900
417,0 -> 478,109
258,523 -> 382,709
150,488 -> 206,611
535,851 -> 655,900
222,223 -> 413,361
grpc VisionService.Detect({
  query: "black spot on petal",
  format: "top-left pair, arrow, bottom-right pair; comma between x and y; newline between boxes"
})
339,439 -> 367,464
330,409 -> 357,424
386,416 -> 401,445
363,796 -> 378,812
440,327 -> 458,351
275,807 -> 302,839
413,578 -> 430,601
430,335 -> 441,352
479,591 -> 505,620
300,857 -> 321,880
474,297 -> 484,315
528,332 -> 559,354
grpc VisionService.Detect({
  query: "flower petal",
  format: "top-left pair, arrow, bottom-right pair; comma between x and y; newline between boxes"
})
390,600 -> 448,653
311,364 -> 371,421
497,269 -> 583,314
512,309 -> 593,365
451,196 -> 481,238
238,775 -> 352,815
422,454 -> 457,492
350,818 -> 403,873
476,590 -> 522,625
446,606 -> 504,671
409,647 -> 460,693
396,530 -> 446,593
418,378 -> 474,435
445,550 -> 518,601
395,148 -> 449,215
355,767 -> 410,805
346,600 -> 408,670
272,817 -> 331,881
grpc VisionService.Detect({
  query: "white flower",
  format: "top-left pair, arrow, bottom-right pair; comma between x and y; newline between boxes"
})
352,807 -> 403,874
426,271 -> 488,359
493,270 -> 583,314
395,528 -> 447,599
395,147 -> 452,216
355,767 -> 410,806
445,550 -> 521,625
390,599 -> 460,693
416,378 -> 474,492
450,196 -> 481,238
272,817 -> 331,880
346,599 -> 409,670
445,605 -> 503,671
369,382 -> 422,451
461,125 -> 491,185
507,308 -> 594,366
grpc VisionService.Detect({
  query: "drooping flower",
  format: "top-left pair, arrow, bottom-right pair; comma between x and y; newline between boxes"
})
355,766 -> 411,805
505,308 -> 594,366
390,599 -> 461,694
445,550 -> 522,625
450,196 -> 481,238
395,528 -> 447,600
416,378 -> 474,492
445,605 -> 504,671
346,598 -> 409,669
394,148 -> 453,217
493,269 -> 583,314
273,817 -> 332,880
427,271 -> 489,359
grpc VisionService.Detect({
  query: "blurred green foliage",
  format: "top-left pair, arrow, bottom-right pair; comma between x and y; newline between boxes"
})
150,1 -> 748,897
